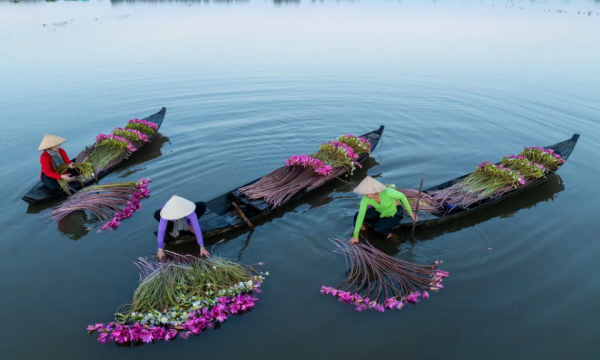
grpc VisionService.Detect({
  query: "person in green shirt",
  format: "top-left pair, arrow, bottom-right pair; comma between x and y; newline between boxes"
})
350,176 -> 417,244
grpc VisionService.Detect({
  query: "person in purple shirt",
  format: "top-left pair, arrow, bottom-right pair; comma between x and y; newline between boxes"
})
153,195 -> 210,260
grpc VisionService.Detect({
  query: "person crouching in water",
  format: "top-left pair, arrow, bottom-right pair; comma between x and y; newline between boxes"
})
350,176 -> 416,244
154,195 -> 210,259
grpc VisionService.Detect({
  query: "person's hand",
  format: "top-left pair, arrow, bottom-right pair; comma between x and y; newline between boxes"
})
349,237 -> 359,245
61,174 -> 74,182
68,163 -> 75,169
410,213 -> 418,222
200,246 -> 210,258
157,249 -> 165,260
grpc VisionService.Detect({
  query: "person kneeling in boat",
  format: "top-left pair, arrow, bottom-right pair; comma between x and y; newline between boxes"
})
350,176 -> 417,244
39,134 -> 79,191
154,195 -> 210,260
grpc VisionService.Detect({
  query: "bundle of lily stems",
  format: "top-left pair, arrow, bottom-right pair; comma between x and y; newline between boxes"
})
390,146 -> 565,214
75,118 -> 158,172
321,239 -> 447,312
47,178 -> 151,232
87,251 -> 266,344
55,162 -> 95,195
239,134 -> 371,207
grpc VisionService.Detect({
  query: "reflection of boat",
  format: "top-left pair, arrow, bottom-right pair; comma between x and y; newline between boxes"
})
394,134 -> 579,230
165,126 -> 385,245
21,107 -> 166,204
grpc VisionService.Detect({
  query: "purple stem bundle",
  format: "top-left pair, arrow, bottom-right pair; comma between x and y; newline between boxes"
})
321,238 -> 447,312
239,165 -> 346,207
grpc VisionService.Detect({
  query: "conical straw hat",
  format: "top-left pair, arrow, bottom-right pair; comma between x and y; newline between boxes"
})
160,195 -> 196,220
38,134 -> 67,151
353,176 -> 386,195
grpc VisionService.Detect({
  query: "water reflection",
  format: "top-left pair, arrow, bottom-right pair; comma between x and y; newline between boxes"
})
56,210 -> 95,240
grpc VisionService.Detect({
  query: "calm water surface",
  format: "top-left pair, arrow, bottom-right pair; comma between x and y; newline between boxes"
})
1,1 -> 600,359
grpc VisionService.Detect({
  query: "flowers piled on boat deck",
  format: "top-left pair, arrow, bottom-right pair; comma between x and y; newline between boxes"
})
112,127 -> 150,143
337,134 -> 371,154
89,134 -> 138,172
54,162 -> 95,195
285,155 -> 333,176
518,146 -> 564,170
239,134 -> 371,207
87,252 -> 266,344
75,117 -> 158,172
321,239 -> 447,312
501,156 -> 546,179
47,178 -> 151,232
125,118 -> 159,136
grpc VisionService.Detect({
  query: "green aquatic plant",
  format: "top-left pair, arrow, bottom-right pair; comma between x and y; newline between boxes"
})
121,252 -> 260,315
55,162 -> 95,195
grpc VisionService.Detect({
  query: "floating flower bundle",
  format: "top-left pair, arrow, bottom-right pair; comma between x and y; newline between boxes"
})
54,162 -> 95,195
321,239 -> 447,312
89,134 -> 138,172
239,134 -> 370,207
125,118 -> 159,136
87,252 -> 266,344
47,178 -> 151,232
501,156 -> 546,179
518,146 -> 565,171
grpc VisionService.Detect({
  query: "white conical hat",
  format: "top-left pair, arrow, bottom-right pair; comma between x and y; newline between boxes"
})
160,195 -> 196,220
353,176 -> 386,195
38,134 -> 67,151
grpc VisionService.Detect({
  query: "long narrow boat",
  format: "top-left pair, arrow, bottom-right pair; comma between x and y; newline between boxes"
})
394,133 -> 580,230
167,126 -> 385,245
22,107 -> 167,204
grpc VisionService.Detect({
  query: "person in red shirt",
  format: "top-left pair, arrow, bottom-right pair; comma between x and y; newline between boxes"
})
38,134 -> 79,191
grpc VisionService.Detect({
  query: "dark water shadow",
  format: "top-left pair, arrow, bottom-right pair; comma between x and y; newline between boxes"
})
373,173 -> 565,257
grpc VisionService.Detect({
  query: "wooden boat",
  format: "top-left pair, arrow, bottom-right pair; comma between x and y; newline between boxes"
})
166,126 -> 385,245
21,107 -> 167,204
394,134 -> 580,230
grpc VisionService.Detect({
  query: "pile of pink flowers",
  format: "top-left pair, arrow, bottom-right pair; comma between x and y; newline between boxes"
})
285,155 -> 333,176
112,127 -> 149,143
87,293 -> 258,344
321,268 -> 448,312
95,133 -> 137,153
99,178 -> 151,232
327,141 -> 360,160
128,118 -> 159,131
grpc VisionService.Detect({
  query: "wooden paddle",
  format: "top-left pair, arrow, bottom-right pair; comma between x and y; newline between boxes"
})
232,202 -> 255,230
411,179 -> 424,239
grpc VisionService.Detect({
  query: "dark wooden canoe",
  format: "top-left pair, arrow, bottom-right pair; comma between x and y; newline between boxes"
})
21,107 -> 167,204
393,133 -> 580,230
166,126 -> 385,245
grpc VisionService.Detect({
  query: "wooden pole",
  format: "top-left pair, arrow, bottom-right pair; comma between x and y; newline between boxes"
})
85,146 -> 99,184
232,202 -> 255,230
411,179 -> 424,239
